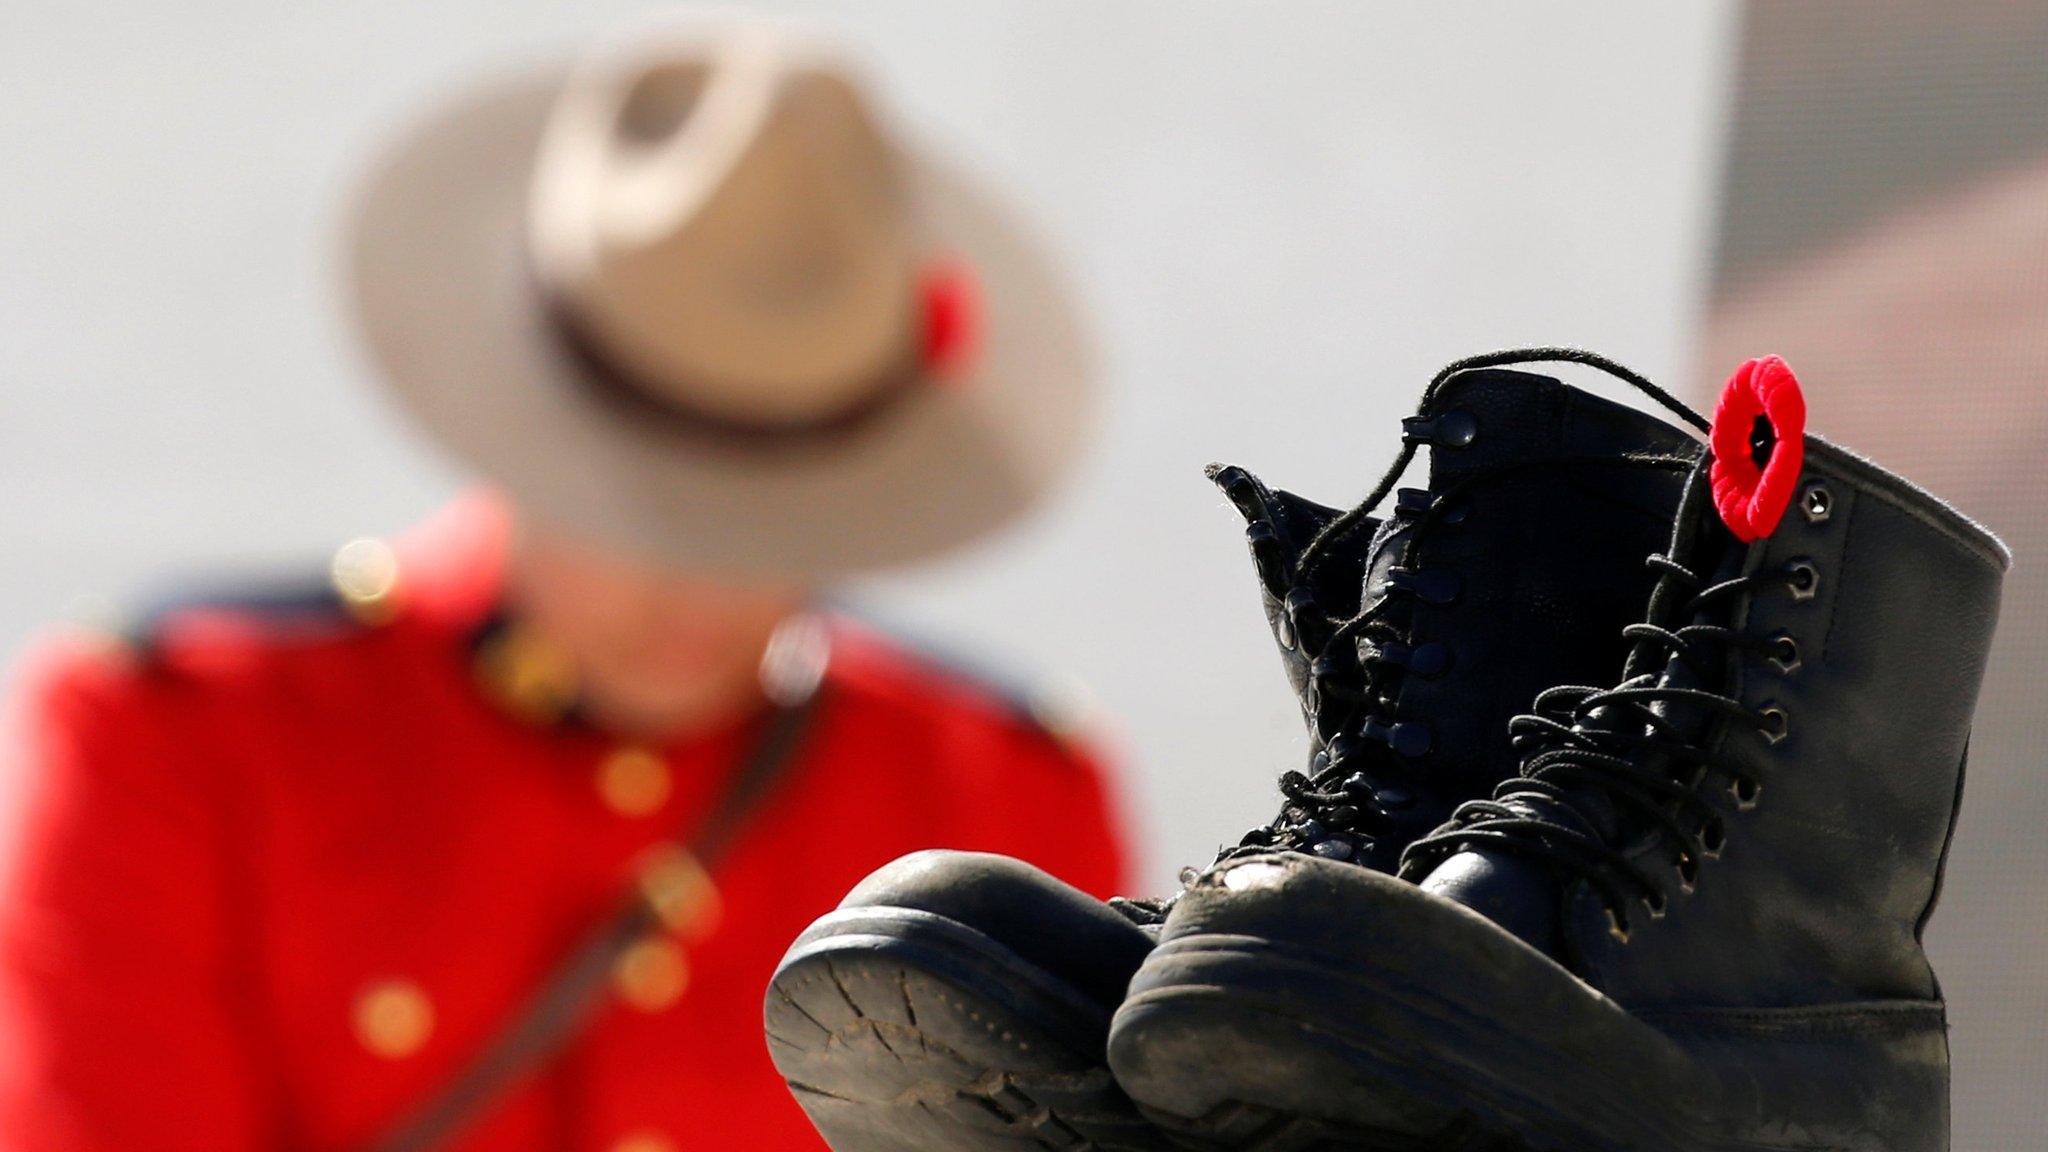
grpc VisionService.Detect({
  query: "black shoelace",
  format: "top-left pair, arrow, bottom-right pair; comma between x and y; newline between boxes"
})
1228,451 -> 1699,866
1160,349 -> 1710,897
1398,484 -> 1809,941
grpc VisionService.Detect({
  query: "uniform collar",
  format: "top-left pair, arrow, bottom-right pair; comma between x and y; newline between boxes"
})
380,490 -> 578,727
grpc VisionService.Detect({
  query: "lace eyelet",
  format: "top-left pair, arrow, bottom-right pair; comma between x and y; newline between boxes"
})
1605,906 -> 1631,944
1786,559 -> 1820,601
1643,892 -> 1668,920
1362,717 -> 1433,759
1676,855 -> 1700,894
1802,483 -> 1832,523
1730,775 -> 1763,811
1757,705 -> 1790,746
1371,783 -> 1416,813
1284,587 -> 1317,615
1246,522 -> 1288,595
1388,567 -> 1461,606
1768,632 -> 1801,674
1326,732 -> 1363,765
1700,821 -> 1727,859
1398,486 -> 1471,526
1402,409 -> 1479,449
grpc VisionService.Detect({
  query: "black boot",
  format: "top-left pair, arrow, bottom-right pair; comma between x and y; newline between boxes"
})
764,349 -> 1698,1152
1110,363 -> 2008,1152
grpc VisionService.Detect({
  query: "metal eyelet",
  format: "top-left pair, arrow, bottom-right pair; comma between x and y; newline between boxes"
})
1700,821 -> 1727,859
1802,483 -> 1832,523
1676,854 -> 1700,894
1642,891 -> 1668,920
1730,775 -> 1763,811
1757,705 -> 1790,746
1768,632 -> 1801,674
1606,906 -> 1631,944
1786,559 -> 1820,601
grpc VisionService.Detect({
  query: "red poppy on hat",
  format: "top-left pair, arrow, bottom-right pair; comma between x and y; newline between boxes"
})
1709,355 -> 1807,543
918,258 -> 981,380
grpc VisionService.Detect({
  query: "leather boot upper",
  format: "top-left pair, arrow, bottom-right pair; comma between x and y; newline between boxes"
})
1210,368 -> 1698,874
1408,437 -> 2010,1009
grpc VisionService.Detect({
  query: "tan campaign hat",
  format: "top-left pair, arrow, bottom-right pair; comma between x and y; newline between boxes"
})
346,20 -> 1095,576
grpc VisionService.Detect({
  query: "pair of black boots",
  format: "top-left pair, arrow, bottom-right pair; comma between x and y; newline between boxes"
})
765,350 -> 2007,1152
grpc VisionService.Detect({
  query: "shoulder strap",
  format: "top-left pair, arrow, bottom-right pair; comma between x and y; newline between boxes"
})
365,687 -> 827,1152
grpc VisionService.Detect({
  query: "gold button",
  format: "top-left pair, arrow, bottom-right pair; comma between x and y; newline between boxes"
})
613,937 -> 689,1013
637,844 -> 722,940
475,625 -> 580,726
611,1132 -> 677,1152
353,978 -> 433,1059
330,538 -> 402,624
597,747 -> 671,818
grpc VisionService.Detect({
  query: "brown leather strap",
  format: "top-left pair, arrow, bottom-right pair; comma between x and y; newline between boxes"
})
365,686 -> 827,1152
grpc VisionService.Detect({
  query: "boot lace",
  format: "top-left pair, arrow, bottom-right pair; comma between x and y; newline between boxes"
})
1398,510 -> 1809,940
1187,348 -> 1710,888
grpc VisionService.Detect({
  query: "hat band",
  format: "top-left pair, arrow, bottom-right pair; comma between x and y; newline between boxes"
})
539,285 -> 929,443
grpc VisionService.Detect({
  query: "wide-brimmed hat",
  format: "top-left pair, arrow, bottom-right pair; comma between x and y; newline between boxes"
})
346,20 -> 1095,577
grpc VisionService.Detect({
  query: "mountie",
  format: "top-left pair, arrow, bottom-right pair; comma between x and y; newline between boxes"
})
1109,356 -> 2009,1152
763,349 -> 1711,1152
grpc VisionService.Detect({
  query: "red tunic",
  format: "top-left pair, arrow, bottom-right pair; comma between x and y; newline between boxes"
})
0,497 -> 1131,1152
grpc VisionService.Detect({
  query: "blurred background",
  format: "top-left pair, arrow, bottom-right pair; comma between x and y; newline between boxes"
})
1,1 -> 2042,1144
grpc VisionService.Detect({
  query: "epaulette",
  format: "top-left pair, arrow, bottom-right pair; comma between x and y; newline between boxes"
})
118,537 -> 403,659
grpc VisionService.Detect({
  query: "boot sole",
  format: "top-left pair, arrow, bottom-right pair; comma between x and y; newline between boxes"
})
1112,912 -> 1944,1152
766,906 -> 1158,1152
1109,933 -> 1706,1152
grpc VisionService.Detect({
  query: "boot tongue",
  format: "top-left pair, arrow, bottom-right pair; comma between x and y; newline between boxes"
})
1418,468 -> 1741,960
1208,464 -> 1374,715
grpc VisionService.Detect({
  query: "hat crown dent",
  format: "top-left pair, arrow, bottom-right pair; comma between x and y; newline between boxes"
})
528,28 -> 922,426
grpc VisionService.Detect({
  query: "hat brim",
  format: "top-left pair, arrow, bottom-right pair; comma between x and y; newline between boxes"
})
346,70 -> 1096,578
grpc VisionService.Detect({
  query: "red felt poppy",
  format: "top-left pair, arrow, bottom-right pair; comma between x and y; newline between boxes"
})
1709,355 -> 1807,542
918,257 -> 981,381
